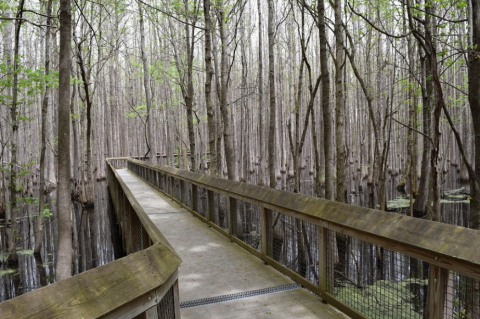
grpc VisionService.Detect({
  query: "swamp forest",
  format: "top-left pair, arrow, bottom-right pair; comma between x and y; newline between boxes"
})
1,0 -> 480,317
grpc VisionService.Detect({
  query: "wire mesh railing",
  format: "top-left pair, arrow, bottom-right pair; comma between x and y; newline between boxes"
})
127,159 -> 480,319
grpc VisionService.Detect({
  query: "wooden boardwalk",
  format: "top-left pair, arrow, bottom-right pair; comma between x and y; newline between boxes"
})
116,169 -> 348,319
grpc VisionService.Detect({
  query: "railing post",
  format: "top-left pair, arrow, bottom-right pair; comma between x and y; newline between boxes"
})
141,223 -> 150,249
125,200 -> 133,255
428,264 -> 447,318
173,279 -> 181,318
206,190 -> 214,222
191,184 -> 198,212
261,207 -> 272,259
130,213 -> 140,253
318,226 -> 328,294
169,176 -> 174,196
179,180 -> 184,203
160,173 -> 165,190
228,196 -> 234,237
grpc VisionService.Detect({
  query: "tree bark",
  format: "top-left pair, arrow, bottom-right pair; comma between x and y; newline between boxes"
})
56,0 -> 73,281
138,1 -> 156,164
468,0 -> 480,231
204,0 -> 217,176
217,0 -> 237,181
268,0 -> 276,189
7,0 -> 26,264
35,0 -> 53,255
318,0 -> 333,200
334,0 -> 346,203
257,0 -> 265,186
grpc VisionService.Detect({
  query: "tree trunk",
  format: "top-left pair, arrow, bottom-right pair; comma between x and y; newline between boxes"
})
35,0 -> 53,255
56,0 -> 73,281
318,0 -> 333,200
215,0 -> 236,181
138,1 -> 156,164
257,0 -> 265,186
468,0 -> 480,231
268,0 -> 276,189
204,0 -> 217,176
7,0 -> 26,264
334,0 -> 346,203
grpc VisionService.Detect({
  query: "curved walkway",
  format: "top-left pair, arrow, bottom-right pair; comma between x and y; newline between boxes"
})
116,169 -> 348,319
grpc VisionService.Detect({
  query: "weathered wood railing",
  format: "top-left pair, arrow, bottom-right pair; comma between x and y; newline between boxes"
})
127,158 -> 480,319
0,158 -> 181,318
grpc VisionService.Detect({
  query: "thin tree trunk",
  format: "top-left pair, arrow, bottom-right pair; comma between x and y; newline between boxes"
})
35,0 -> 53,255
218,0 -> 237,181
7,0 -> 26,264
468,0 -> 480,232
318,0 -> 333,200
56,0 -> 73,281
204,0 -> 217,176
138,1 -> 156,164
334,0 -> 346,203
257,0 -> 265,186
267,0 -> 276,189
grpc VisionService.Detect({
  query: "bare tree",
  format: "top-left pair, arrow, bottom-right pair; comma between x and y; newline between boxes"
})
56,0 -> 73,281
268,0 -> 276,188
7,0 -> 26,264
34,0 -> 53,256
137,1 -> 156,164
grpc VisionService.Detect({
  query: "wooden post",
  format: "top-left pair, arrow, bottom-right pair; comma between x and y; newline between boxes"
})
206,190 -> 214,222
120,192 -> 127,252
139,222 -> 149,250
169,176 -> 174,196
228,196 -> 234,237
261,207 -> 272,260
179,179 -> 184,203
130,213 -> 140,253
173,279 -> 181,319
192,184 -> 198,212
318,226 -> 328,293
428,264 -> 447,318
125,200 -> 133,255
159,173 -> 164,190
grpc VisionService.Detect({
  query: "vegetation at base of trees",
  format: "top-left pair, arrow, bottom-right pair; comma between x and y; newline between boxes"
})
335,279 -> 427,319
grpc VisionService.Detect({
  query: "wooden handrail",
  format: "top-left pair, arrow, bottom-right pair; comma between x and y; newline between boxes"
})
0,242 -> 181,318
0,159 -> 182,318
127,158 -> 480,280
106,161 -> 178,254
126,158 -> 480,319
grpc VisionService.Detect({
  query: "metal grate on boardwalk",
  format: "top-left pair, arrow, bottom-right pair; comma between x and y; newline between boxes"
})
116,169 -> 349,319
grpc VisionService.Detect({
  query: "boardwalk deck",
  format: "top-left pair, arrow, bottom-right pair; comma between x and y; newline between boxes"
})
116,169 -> 348,319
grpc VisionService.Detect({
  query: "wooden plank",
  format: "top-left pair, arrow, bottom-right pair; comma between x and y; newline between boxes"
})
104,271 -> 178,319
0,243 -> 181,319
